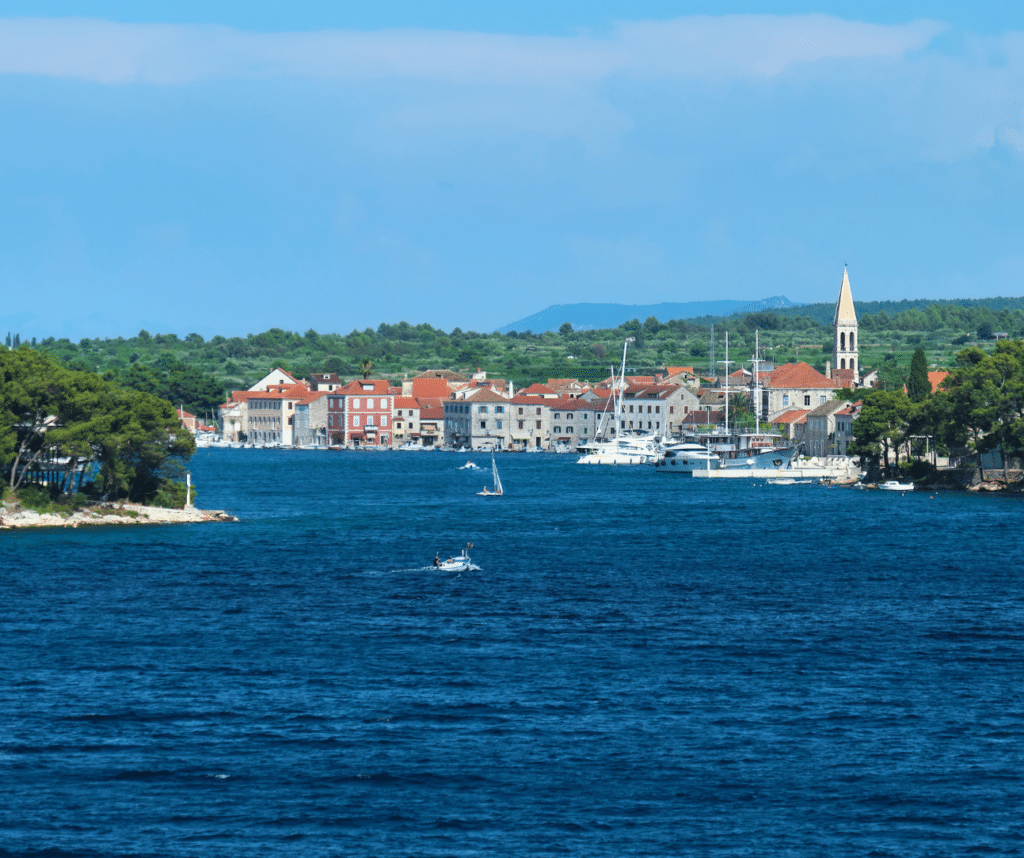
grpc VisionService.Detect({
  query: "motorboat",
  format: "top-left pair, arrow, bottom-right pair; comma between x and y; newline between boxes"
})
433,543 -> 475,571
879,480 -> 915,491
459,460 -> 481,470
655,441 -> 721,472
578,435 -> 660,465
477,452 -> 504,496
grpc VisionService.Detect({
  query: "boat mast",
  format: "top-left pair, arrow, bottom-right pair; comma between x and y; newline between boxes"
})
618,337 -> 633,436
751,329 -> 763,434
718,331 -> 733,434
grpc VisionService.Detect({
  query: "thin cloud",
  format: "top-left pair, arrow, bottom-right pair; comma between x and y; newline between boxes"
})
0,14 -> 946,87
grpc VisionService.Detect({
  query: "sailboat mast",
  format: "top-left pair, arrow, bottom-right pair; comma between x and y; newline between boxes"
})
618,337 -> 633,436
718,332 -> 733,434
753,329 -> 761,434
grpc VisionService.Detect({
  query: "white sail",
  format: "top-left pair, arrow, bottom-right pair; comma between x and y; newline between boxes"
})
491,451 -> 503,495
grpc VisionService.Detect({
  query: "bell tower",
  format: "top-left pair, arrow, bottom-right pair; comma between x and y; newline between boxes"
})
833,266 -> 858,381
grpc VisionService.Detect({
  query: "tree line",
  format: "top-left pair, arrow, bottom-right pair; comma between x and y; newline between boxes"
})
1,348 -> 195,505
852,341 -> 1024,478
4,296 -> 1020,415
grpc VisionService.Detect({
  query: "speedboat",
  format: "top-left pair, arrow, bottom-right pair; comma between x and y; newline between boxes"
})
459,460 -> 481,470
879,480 -> 914,491
433,543 -> 475,571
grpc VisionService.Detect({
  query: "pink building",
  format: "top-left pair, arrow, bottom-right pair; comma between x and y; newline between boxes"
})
327,379 -> 394,447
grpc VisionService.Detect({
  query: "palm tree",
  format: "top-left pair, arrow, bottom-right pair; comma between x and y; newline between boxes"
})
359,359 -> 374,379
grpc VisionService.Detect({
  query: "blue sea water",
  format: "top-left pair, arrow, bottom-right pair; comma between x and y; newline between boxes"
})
2,449 -> 1024,857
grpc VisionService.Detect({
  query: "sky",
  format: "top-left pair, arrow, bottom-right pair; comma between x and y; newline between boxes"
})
1,1 -> 1023,341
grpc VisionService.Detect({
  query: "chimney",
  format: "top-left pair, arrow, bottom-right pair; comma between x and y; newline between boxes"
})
825,360 -> 832,379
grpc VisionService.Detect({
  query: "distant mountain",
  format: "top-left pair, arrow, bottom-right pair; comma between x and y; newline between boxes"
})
495,297 -> 798,334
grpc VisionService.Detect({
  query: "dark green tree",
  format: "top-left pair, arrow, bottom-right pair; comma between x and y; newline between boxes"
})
907,347 -> 930,402
850,389 -> 912,472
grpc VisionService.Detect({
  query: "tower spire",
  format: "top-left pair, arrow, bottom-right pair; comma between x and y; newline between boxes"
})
832,265 -> 859,383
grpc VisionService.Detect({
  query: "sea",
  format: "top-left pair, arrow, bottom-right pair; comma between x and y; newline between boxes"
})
3,449 -> 1024,857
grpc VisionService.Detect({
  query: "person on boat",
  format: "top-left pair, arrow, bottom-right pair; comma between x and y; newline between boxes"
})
433,554 -> 440,567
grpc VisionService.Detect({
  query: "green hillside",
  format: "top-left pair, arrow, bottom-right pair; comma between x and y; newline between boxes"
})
5,296 -> 1022,416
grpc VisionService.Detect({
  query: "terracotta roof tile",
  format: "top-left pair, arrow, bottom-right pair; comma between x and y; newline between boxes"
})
763,362 -> 838,390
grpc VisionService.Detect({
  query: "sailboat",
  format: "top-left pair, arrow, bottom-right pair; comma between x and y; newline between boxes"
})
576,337 -> 660,465
477,451 -> 504,496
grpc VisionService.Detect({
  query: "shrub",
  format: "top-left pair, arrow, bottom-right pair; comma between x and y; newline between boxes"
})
149,479 -> 191,509
14,485 -> 54,512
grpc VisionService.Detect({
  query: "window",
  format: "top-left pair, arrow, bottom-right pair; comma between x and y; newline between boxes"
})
804,395 -> 811,406
536,421 -> 541,429
329,414 -> 334,427
381,416 -> 388,427
480,406 -> 488,414
353,416 -> 360,426
554,413 -> 561,420
518,407 -> 524,415
366,416 -> 374,426
567,413 -> 573,420
495,406 -> 504,414
567,426 -> 573,434
670,406 -> 674,414
496,420 -> 502,429
353,398 -> 360,408
820,396 -> 826,404
397,410 -> 403,417
380,398 -> 387,409
647,406 -> 652,413
518,420 -> 524,429
629,405 -> 634,413
536,408 -> 541,415
783,395 -> 789,407
396,421 -> 403,429
554,426 -> 561,433
480,421 -> 486,429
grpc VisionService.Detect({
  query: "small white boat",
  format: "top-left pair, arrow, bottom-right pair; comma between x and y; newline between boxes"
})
433,543 -> 475,571
459,460 -> 481,470
879,480 -> 914,491
477,452 -> 504,497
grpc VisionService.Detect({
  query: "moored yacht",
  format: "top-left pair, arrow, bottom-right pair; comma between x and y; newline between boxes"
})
576,337 -> 660,465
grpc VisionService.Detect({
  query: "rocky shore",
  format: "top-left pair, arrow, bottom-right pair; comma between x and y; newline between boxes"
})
1,502 -> 238,529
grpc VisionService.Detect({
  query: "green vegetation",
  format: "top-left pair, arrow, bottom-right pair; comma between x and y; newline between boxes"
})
4,297 -> 1020,400
1,347 -> 195,505
852,340 -> 1024,476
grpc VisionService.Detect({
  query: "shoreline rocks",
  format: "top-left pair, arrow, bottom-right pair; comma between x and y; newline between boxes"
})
0,502 -> 238,529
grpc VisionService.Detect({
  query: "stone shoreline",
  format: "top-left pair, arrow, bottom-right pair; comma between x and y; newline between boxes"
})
1,503 -> 238,529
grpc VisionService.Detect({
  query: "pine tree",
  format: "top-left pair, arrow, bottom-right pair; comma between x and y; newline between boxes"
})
907,347 -> 930,402
13,334 -> 20,348
4,333 -> 10,348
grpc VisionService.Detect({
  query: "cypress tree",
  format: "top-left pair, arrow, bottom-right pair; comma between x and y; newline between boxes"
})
907,347 -> 930,402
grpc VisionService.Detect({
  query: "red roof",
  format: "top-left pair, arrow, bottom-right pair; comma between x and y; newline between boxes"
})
763,362 -> 837,390
395,396 -> 420,409
337,379 -> 391,395
522,383 -> 557,396
410,377 -> 452,398
929,371 -> 949,392
772,408 -> 811,425
297,390 -> 328,406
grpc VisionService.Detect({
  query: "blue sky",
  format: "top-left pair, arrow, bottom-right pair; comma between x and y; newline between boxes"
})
1,2 -> 1022,341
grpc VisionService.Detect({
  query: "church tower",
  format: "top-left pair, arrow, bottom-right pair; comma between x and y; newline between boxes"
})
832,266 -> 858,382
